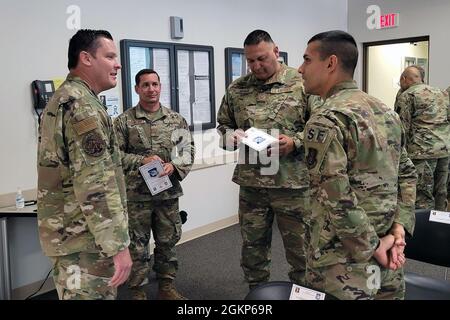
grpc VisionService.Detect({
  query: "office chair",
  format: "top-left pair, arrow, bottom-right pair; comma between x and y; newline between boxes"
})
244,281 -> 336,300
405,209 -> 450,300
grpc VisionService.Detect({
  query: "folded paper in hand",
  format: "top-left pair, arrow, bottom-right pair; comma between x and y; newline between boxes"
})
139,160 -> 173,195
241,127 -> 278,152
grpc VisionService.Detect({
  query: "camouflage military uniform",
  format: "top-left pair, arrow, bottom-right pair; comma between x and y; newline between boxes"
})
37,74 -> 130,300
217,63 -> 310,287
306,95 -> 324,118
303,81 -> 416,300
446,86 -> 450,209
114,104 -> 194,292
395,83 -> 450,210
394,88 -> 404,113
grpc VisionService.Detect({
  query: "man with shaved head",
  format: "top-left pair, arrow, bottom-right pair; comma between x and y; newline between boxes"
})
394,65 -> 426,113
395,65 -> 450,210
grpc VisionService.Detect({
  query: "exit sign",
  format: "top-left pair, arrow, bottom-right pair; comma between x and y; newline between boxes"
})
380,13 -> 399,28
367,5 -> 400,30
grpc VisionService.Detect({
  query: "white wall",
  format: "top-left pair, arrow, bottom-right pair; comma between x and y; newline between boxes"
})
0,0 -> 348,292
348,0 -> 450,90
180,164 -> 239,231
367,41 -> 428,108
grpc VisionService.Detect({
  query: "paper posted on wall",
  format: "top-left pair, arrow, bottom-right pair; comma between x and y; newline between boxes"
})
138,160 -> 173,195
241,127 -> 278,152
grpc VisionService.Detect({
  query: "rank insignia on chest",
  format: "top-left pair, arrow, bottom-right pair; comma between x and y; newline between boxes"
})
307,148 -> 318,169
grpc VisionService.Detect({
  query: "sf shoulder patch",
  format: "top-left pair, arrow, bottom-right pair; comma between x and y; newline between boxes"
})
82,132 -> 106,157
304,122 -> 335,174
306,125 -> 329,143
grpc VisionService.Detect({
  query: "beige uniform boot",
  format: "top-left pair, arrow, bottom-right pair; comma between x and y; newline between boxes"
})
157,279 -> 188,300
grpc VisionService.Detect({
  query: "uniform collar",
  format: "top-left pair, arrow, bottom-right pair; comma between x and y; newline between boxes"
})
326,80 -> 358,99
135,103 -> 169,121
67,73 -> 97,97
251,62 -> 288,86
404,82 -> 425,93
66,73 -> 105,108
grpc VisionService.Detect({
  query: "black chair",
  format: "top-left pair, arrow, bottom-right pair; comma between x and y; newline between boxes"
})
245,281 -> 292,300
244,281 -> 336,300
405,209 -> 450,300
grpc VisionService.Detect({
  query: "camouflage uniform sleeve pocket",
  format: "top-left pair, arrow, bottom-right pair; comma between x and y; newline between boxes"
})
69,117 -> 111,166
304,123 -> 336,175
66,103 -> 111,165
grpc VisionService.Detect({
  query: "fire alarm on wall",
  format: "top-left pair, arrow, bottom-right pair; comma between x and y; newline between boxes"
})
170,16 -> 184,39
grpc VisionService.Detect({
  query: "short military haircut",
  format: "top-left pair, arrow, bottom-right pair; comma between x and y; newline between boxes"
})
410,65 -> 426,82
67,29 -> 113,70
135,69 -> 160,86
308,30 -> 358,76
244,29 -> 274,46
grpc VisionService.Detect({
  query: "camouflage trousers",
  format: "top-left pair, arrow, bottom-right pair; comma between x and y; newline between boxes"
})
306,260 -> 405,300
238,186 -> 310,287
50,251 -> 116,300
126,199 -> 182,290
413,157 -> 449,211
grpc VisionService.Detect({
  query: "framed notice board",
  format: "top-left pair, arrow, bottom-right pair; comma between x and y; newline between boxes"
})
120,39 -> 216,130
224,47 -> 288,88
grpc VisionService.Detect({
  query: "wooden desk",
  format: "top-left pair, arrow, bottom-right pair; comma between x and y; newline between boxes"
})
0,204 -> 37,300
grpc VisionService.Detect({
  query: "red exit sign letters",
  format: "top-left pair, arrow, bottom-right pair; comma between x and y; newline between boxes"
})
367,5 -> 399,30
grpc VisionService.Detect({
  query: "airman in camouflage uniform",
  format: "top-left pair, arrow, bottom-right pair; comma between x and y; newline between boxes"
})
395,65 -> 425,112
395,66 -> 450,210
217,30 -> 310,289
114,69 -> 194,300
299,30 -> 416,300
37,29 -> 132,300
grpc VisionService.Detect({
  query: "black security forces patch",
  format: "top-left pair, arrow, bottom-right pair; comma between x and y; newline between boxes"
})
82,132 -> 106,157
306,126 -> 328,143
306,148 -> 318,169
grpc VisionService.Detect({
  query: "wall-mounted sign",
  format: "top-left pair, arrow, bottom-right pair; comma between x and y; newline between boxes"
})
366,5 -> 399,30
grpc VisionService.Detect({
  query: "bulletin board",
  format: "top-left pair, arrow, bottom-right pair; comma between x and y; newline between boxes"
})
224,47 -> 288,88
120,39 -> 216,130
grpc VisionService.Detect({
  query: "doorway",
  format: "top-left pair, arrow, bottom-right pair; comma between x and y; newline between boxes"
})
363,36 -> 429,109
